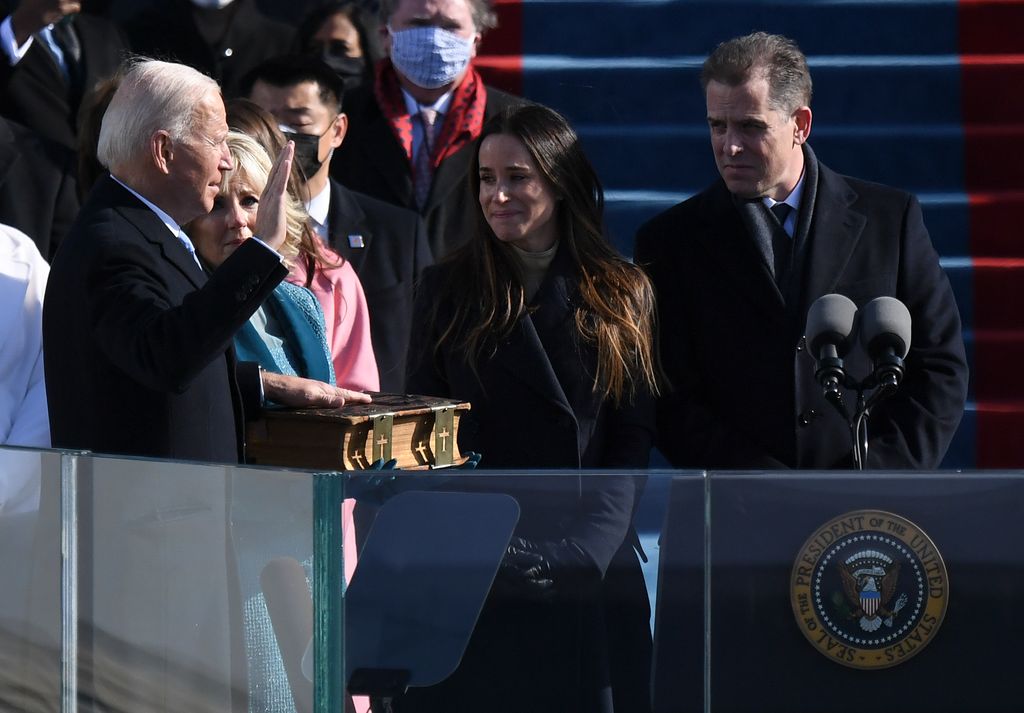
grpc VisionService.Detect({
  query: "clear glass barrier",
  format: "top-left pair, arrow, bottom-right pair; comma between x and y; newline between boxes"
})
13,452 -> 1020,713
0,447 -> 338,713
343,469 -> 688,713
0,447 -> 63,713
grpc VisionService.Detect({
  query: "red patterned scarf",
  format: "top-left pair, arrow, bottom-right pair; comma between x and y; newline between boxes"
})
374,58 -> 488,169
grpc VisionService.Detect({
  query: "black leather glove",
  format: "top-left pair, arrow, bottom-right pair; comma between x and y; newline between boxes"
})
495,536 -> 590,601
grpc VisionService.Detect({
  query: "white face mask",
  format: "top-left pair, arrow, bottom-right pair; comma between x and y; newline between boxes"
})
387,25 -> 475,90
190,0 -> 235,8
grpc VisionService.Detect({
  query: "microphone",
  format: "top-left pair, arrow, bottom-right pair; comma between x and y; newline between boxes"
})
805,294 -> 858,421
860,296 -> 912,390
805,294 -> 858,392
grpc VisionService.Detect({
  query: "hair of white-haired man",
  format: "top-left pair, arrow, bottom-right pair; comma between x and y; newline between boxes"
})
97,58 -> 221,173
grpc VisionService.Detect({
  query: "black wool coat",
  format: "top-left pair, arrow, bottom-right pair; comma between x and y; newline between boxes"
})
400,246 -> 655,713
634,146 -> 968,470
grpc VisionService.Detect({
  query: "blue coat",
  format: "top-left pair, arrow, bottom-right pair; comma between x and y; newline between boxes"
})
233,280 -> 335,386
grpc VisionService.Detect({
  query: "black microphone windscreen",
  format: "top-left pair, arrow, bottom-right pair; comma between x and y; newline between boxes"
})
860,296 -> 912,358
806,294 -> 858,357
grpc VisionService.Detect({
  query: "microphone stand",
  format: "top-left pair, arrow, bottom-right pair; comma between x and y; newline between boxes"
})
821,358 -> 904,471
815,360 -> 866,470
806,294 -> 911,471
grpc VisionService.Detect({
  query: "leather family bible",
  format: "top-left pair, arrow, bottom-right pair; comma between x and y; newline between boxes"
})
245,393 -> 471,470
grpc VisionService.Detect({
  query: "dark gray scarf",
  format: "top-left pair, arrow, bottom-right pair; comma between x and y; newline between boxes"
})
733,143 -> 820,306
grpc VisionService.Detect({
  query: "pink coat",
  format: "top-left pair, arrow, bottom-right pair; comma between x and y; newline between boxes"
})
288,247 -> 380,392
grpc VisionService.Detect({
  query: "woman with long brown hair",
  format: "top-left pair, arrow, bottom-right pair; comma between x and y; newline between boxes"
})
403,103 -> 659,712
410,102 -> 659,467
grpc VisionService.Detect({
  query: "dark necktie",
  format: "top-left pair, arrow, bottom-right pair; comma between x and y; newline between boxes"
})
770,202 -> 793,285
413,108 -> 439,210
49,20 -> 82,95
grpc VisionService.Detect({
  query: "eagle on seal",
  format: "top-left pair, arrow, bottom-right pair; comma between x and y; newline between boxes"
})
840,561 -> 900,632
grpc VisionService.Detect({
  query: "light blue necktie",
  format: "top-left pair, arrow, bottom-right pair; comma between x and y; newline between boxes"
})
178,229 -> 204,270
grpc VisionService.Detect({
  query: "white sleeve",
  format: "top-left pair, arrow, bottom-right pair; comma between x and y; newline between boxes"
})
5,348 -> 50,449
0,224 -> 50,449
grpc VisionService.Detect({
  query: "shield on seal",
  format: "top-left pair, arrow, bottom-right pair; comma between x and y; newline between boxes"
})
861,588 -> 881,616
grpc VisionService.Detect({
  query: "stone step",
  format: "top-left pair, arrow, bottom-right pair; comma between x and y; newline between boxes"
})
513,0 -> 959,57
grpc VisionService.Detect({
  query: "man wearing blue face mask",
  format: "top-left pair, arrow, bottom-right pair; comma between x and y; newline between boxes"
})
330,0 -> 522,260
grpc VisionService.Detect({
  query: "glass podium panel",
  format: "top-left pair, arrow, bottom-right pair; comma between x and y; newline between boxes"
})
0,446 -> 63,713
706,471 -> 1024,713
339,469 -> 681,713
27,454 -> 1024,713
9,450 -> 687,713
12,450 -> 338,713
648,473 -> 705,713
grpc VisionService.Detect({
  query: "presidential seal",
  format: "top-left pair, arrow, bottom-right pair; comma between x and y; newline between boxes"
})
790,510 -> 948,669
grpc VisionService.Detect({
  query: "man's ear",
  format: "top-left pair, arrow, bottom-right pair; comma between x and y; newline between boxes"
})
470,31 -> 482,59
151,131 -> 173,175
792,106 -> 812,145
379,23 -> 391,56
330,112 -> 349,149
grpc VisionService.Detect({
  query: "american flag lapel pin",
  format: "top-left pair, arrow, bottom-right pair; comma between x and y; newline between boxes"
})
348,234 -> 365,248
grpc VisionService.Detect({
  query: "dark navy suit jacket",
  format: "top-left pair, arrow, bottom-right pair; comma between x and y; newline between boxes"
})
325,178 -> 431,393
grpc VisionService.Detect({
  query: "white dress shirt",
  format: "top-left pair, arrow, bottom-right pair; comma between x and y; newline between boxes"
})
762,171 -> 806,238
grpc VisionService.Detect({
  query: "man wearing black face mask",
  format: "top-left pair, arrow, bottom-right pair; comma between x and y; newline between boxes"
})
244,55 -> 432,393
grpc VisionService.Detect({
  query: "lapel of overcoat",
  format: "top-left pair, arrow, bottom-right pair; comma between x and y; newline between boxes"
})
361,103 -> 415,208
491,247 -> 576,419
696,181 -> 785,317
326,180 -> 373,274
105,177 -> 208,290
796,158 -> 868,319
422,140 -> 472,216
